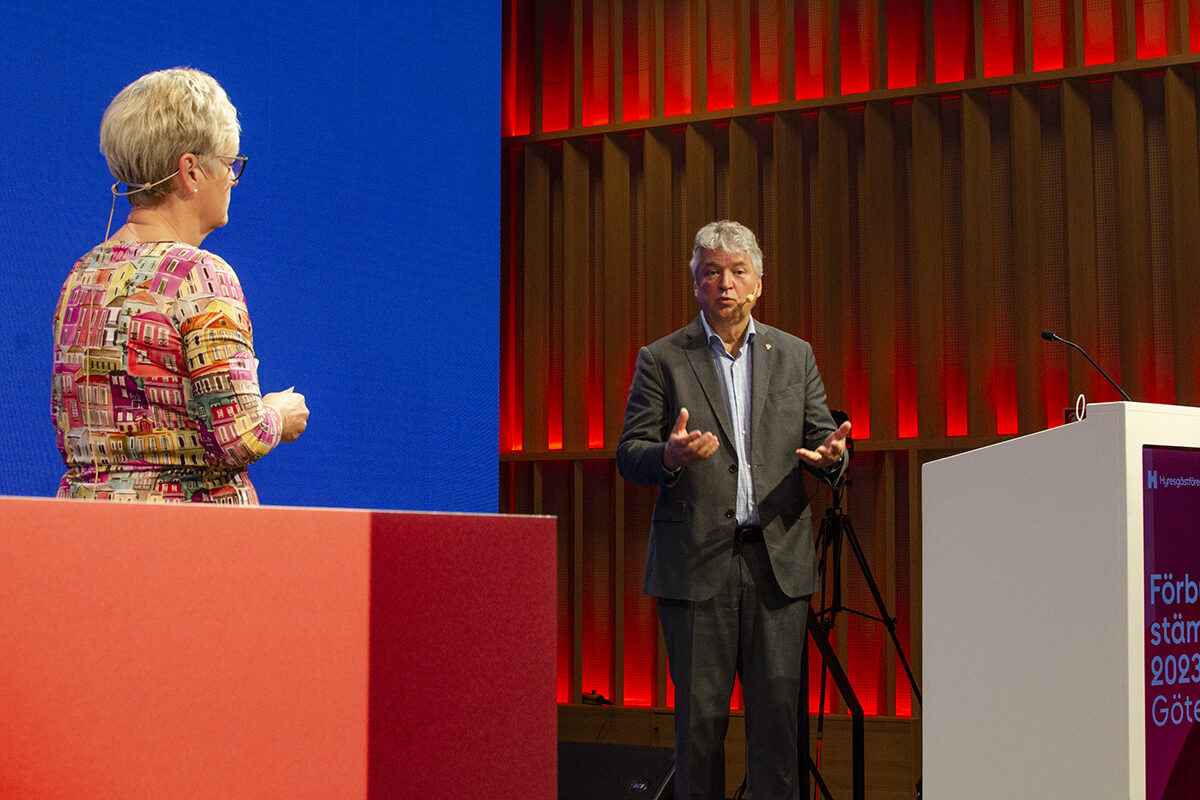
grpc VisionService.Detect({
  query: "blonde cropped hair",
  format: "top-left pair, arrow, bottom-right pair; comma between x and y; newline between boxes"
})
689,220 -> 764,278
100,68 -> 240,206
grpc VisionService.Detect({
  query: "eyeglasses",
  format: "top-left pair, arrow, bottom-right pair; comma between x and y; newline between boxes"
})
215,154 -> 248,181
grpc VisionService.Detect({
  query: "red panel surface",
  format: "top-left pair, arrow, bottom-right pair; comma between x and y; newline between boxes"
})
0,498 -> 371,800
0,498 -> 557,800
367,510 -> 557,800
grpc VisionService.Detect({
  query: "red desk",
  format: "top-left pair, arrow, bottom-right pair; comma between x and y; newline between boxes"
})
0,497 -> 556,800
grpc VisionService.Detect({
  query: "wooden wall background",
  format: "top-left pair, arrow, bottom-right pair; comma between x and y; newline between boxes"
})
501,0 -> 1200,795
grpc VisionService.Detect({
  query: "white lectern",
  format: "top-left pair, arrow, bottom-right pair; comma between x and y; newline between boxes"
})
923,402 -> 1200,800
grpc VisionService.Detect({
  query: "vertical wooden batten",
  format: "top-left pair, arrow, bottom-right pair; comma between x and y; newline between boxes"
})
728,116 -> 761,230
864,100 -> 897,440
693,0 -> 709,112
610,0 -> 625,123
817,106 -> 851,409
1062,0 -> 1085,70
911,95 -> 945,439
1014,0 -> 1034,75
778,0 -> 797,102
734,0 -> 753,108
1167,0 -> 1191,56
643,127 -> 675,344
1010,84 -> 1045,433
1061,77 -> 1100,399
773,111 -> 808,339
572,460 -> 585,702
563,139 -> 591,451
966,0 -> 985,81
685,123 -> 718,241
604,134 -> 635,446
1165,66 -> 1200,405
524,144 -> 552,452
1111,72 -> 1151,401
1112,0 -> 1136,63
960,88 -> 997,435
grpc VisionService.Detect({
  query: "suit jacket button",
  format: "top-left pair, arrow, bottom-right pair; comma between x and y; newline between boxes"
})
728,464 -> 737,474
725,509 -> 735,519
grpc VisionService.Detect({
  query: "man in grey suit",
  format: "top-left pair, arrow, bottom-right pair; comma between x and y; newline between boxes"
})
617,220 -> 850,800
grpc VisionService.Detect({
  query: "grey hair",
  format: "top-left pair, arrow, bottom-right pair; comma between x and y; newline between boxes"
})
100,68 -> 240,206
688,220 -> 764,278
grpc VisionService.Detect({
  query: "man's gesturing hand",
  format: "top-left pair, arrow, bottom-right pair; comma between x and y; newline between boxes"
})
662,407 -> 720,470
796,420 -> 852,468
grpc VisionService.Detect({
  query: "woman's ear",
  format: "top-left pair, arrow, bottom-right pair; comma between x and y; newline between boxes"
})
177,153 -> 202,195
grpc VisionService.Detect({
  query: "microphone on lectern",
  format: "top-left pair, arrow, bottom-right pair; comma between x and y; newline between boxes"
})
1040,330 -> 1132,402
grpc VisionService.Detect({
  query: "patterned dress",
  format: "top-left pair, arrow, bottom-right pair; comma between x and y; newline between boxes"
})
51,241 -> 282,503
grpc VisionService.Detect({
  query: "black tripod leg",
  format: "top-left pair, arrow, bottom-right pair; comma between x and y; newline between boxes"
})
799,636 -> 810,800
840,517 -> 923,708
806,606 -> 865,800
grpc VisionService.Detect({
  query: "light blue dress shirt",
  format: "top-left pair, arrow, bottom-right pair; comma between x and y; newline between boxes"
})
700,313 -> 759,526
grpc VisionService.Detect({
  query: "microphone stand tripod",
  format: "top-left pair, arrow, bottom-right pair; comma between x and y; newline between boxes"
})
807,460 -> 923,800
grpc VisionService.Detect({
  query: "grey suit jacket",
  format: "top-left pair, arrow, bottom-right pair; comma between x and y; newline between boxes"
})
616,316 -> 843,601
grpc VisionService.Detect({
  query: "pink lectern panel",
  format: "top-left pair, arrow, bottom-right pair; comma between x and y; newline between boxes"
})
0,497 -> 556,800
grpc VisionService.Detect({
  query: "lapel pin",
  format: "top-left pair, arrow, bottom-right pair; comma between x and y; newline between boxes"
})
765,343 -> 772,350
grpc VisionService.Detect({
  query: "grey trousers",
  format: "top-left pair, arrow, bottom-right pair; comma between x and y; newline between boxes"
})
658,538 -> 809,800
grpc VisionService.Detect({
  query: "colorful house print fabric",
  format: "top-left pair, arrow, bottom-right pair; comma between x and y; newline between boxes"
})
51,241 -> 282,503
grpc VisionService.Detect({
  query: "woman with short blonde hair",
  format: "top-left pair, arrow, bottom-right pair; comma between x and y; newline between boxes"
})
51,68 -> 308,504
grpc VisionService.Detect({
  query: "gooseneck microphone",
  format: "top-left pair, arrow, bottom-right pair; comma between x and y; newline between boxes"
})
1040,330 -> 1132,402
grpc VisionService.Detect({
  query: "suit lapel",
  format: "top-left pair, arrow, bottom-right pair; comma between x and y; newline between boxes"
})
750,323 -> 772,443
683,317 -> 737,446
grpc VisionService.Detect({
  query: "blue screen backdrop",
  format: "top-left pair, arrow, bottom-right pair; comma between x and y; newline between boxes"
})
0,1 -> 500,512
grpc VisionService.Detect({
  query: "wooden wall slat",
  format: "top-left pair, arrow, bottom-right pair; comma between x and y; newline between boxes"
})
686,123 -> 717,246
1061,78 -> 1101,399
961,88 -> 996,435
729,116 -> 760,230
1014,0 -> 1034,74
1113,0 -> 1137,63
610,0 -> 624,123
1165,66 -> 1200,405
864,100 -> 898,440
1010,84 -> 1044,433
692,0 -> 708,112
580,461 -> 617,702
571,460 -> 584,703
817,106 -> 850,409
779,0 -> 797,102
604,134 -> 635,447
869,0 -> 887,91
533,0 -> 546,133
1112,72 -> 1152,401
734,0 -> 752,108
917,0 -> 936,86
823,0 -> 841,97
881,451 -> 897,715
1168,0 -> 1191,55
773,112 -> 807,340
967,0 -> 985,81
1062,0 -> 1085,70
612,464 -> 626,705
644,128 -> 675,344
652,0 -> 665,117
573,0 -> 584,129
563,140 -> 591,451
524,144 -> 552,451
912,96 -> 946,439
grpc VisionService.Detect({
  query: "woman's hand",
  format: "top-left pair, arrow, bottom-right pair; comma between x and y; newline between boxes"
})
262,388 -> 310,443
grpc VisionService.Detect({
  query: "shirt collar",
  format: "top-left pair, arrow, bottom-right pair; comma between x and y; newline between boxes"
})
700,313 -> 756,351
